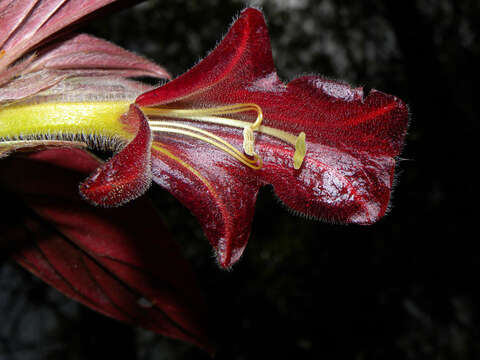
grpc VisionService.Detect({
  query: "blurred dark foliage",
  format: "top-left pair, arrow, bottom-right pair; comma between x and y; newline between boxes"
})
1,0 -> 479,359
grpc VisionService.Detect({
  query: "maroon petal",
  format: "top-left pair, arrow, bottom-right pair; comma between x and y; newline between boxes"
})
257,135 -> 398,224
80,104 -> 152,207
136,8 -> 278,107
0,148 -> 212,352
136,8 -> 409,266
258,76 -> 408,157
151,140 -> 259,268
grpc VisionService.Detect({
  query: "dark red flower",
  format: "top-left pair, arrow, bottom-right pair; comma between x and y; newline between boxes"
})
1,6 -> 408,269
0,1 -> 408,349
132,8 -> 409,267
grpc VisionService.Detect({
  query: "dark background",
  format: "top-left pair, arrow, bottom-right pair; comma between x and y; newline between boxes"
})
1,0 -> 479,359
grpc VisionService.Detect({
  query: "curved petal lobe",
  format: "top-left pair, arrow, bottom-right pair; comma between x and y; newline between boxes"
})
151,140 -> 259,268
80,104 -> 152,207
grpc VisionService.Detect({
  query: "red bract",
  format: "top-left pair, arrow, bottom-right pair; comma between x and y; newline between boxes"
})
135,8 -> 409,267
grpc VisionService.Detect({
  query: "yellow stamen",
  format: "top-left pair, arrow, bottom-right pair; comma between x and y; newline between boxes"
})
144,103 -> 306,169
144,103 -> 263,156
152,142 -> 217,195
242,127 -> 255,156
0,49 -> 5,59
150,121 -> 261,169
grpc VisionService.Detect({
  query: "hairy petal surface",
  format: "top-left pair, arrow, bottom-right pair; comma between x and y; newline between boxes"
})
0,148 -> 212,352
137,8 -> 409,267
136,8 -> 278,107
151,140 -> 259,267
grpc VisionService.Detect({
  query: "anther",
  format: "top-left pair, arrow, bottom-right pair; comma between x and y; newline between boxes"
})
293,132 -> 306,170
242,127 -> 256,156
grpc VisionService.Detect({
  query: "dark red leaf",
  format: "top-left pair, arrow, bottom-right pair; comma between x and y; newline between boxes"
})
0,148 -> 213,353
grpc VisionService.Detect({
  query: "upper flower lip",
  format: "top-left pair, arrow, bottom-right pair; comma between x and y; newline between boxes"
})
136,8 -> 278,108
